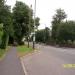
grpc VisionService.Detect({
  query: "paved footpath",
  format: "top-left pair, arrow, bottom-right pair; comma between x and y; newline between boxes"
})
0,47 -> 25,75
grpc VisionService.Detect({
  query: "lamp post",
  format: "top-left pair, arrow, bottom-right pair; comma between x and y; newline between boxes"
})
33,0 -> 36,49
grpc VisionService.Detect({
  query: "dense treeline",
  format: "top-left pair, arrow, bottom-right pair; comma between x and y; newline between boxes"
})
0,0 -> 40,49
35,8 -> 75,47
35,27 -> 50,43
56,21 -> 75,44
0,0 -> 75,49
51,8 -> 75,47
0,0 -> 12,49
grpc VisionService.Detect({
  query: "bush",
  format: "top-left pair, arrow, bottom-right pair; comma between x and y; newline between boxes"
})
0,32 -> 9,49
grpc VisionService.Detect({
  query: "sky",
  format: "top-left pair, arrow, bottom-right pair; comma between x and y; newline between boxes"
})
6,0 -> 75,29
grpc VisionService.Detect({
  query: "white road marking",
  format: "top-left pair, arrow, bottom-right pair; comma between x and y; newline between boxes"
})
20,58 -> 28,75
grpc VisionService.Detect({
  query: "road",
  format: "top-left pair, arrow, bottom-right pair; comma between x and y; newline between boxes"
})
22,44 -> 75,75
0,47 -> 25,75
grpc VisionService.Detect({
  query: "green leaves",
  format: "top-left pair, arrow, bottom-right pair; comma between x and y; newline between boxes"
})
0,0 -> 12,49
52,8 -> 67,40
35,17 -> 40,29
35,27 -> 50,43
12,1 -> 33,44
57,21 -> 75,42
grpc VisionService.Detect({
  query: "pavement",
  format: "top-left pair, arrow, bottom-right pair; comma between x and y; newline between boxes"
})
0,47 -> 25,75
22,44 -> 75,75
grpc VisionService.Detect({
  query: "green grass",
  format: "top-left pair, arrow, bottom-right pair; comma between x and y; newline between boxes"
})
17,45 -> 33,57
0,49 -> 5,59
0,46 -> 10,60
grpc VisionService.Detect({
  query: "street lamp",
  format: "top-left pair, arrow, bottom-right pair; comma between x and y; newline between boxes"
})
33,0 -> 36,49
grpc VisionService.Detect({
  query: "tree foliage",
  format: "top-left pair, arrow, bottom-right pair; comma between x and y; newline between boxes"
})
57,21 -> 75,44
35,27 -> 50,43
52,8 -> 67,40
53,8 -> 67,23
35,17 -> 40,29
12,1 -> 33,44
0,24 -> 3,45
0,0 -> 12,49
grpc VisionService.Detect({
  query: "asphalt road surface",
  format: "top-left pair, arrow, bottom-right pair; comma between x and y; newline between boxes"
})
22,44 -> 75,75
0,47 -> 25,75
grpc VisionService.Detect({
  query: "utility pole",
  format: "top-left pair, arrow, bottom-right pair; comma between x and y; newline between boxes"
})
33,0 -> 36,49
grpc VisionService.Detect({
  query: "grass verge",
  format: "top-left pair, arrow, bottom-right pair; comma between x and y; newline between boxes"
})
0,46 -> 10,60
17,45 -> 33,57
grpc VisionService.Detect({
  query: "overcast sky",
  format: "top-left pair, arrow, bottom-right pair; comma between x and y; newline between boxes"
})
6,0 -> 75,29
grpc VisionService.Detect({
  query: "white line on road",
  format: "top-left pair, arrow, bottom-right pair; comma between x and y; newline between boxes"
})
20,58 -> 28,75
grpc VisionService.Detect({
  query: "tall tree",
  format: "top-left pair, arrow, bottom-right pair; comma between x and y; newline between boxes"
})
13,1 -> 33,44
0,0 -> 12,49
51,8 -> 67,41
